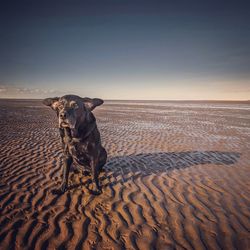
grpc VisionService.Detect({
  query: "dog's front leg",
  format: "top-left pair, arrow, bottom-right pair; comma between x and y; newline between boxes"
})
60,155 -> 73,193
59,128 -> 65,148
91,159 -> 101,195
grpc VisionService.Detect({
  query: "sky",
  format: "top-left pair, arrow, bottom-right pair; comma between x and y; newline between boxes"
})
0,0 -> 250,100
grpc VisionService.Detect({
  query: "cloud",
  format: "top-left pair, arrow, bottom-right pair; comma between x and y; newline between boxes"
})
0,87 -> 7,93
0,84 -> 65,98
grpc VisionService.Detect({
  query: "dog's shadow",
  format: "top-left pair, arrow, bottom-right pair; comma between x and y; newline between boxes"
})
68,151 -> 240,192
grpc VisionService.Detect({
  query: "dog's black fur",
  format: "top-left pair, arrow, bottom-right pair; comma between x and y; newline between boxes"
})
43,94 -> 107,194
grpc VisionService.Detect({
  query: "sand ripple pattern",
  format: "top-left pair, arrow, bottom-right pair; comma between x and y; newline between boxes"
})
0,100 -> 249,250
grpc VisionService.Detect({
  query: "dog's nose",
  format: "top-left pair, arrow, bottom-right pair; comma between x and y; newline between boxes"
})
60,112 -> 66,119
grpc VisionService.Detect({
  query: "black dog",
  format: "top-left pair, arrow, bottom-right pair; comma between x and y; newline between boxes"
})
43,95 -> 107,194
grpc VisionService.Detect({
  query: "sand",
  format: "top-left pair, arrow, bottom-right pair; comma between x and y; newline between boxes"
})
0,99 -> 249,250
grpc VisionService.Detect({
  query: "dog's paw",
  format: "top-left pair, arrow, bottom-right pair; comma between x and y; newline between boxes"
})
82,170 -> 91,176
90,189 -> 102,195
91,183 -> 102,195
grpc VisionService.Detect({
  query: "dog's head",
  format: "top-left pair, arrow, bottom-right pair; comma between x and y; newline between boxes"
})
43,95 -> 103,129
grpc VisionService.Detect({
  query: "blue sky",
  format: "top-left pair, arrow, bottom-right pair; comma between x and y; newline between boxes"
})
0,0 -> 250,99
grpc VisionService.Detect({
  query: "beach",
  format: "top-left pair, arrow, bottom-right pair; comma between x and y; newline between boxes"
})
0,99 -> 249,249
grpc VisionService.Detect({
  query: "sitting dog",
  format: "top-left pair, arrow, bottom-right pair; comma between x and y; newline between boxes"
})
43,94 -> 107,194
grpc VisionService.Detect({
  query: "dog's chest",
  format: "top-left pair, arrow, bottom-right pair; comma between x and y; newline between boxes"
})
67,141 -> 91,167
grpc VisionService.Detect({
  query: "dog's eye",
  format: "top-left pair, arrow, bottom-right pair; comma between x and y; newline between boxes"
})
71,102 -> 78,109
58,104 -> 64,109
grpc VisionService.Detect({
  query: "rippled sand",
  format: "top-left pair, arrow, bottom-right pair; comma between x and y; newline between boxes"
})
0,99 -> 249,249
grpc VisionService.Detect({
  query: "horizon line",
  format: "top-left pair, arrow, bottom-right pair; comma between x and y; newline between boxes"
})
0,97 -> 249,103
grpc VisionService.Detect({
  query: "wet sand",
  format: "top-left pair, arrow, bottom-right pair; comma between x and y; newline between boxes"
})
0,99 -> 249,249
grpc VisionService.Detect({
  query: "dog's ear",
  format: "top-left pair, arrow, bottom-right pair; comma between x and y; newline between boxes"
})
42,97 -> 60,111
81,97 -> 104,111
